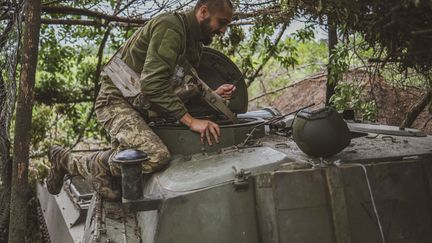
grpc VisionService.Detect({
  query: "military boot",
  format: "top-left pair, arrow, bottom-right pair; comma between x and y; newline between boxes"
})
87,150 -> 121,201
46,145 -> 70,194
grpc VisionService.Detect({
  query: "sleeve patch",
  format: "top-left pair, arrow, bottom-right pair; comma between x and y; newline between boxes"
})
158,29 -> 181,61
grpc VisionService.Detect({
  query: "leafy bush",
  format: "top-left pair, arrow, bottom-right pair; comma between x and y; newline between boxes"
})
330,82 -> 378,121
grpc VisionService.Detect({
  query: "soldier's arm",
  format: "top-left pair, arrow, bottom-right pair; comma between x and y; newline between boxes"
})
140,19 -> 220,144
140,21 -> 188,120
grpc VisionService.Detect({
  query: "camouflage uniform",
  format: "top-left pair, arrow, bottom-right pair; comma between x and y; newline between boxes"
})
99,10 -> 205,175
48,10 -> 206,198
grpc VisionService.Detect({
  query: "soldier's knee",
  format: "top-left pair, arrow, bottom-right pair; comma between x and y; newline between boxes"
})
154,148 -> 171,167
142,148 -> 171,173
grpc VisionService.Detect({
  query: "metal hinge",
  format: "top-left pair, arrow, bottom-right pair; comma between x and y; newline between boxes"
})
232,166 -> 251,191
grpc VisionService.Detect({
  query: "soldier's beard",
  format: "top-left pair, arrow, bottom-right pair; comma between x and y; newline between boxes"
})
200,17 -> 216,45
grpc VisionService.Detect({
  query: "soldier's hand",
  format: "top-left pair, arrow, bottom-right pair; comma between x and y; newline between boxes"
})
215,84 -> 236,100
190,118 -> 221,145
180,113 -> 221,145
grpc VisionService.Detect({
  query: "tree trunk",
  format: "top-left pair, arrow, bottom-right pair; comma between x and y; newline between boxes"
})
326,16 -> 338,105
8,0 -> 41,242
401,90 -> 432,128
0,3 -> 21,240
0,72 -> 12,242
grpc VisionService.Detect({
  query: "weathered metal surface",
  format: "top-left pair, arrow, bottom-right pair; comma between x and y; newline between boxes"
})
152,117 -> 265,155
100,201 -> 142,243
122,194 -> 163,213
259,159 -> 432,243
325,166 -> 352,243
138,210 -> 159,243
423,161 -> 432,201
38,127 -> 432,243
273,169 -> 335,243
37,182 -> 84,243
83,193 -> 100,243
347,123 -> 427,137
238,107 -> 282,120
39,134 -> 432,243
153,182 -> 259,243
83,196 -> 142,243
232,167 -> 251,190
156,146 -> 291,192
261,133 -> 432,164
63,178 -> 92,226
255,174 -> 279,243
341,160 -> 432,243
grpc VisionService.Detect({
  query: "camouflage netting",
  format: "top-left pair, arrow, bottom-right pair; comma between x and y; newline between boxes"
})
0,0 -> 24,241
285,0 -> 432,78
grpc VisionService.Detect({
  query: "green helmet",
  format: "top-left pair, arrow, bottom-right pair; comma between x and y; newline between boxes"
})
292,106 -> 350,157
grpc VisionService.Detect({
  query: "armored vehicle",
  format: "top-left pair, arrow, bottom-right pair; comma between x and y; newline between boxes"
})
37,48 -> 432,243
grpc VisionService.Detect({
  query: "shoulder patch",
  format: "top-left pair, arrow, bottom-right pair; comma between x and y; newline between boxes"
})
158,28 -> 182,61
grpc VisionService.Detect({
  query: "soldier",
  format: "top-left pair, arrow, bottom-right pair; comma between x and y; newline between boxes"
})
46,0 -> 235,200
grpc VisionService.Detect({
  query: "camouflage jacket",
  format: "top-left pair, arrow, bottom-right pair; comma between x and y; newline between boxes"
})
116,10 -> 206,119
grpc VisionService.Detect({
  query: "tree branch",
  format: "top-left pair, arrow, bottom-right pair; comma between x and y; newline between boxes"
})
114,0 -> 140,16
249,72 -> 327,102
41,18 -> 100,26
40,5 -> 283,27
246,23 -> 287,87
41,5 -> 148,24
401,89 -> 432,128
40,18 -> 143,27
41,17 -> 256,27
233,7 -> 281,20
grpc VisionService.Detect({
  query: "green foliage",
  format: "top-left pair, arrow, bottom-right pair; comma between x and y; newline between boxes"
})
214,21 -> 322,109
281,0 -> 432,75
328,43 -> 349,85
330,82 -> 378,121
326,38 -> 379,122
380,65 -> 432,89
293,24 -> 315,43
31,20 -> 113,158
246,32 -> 328,107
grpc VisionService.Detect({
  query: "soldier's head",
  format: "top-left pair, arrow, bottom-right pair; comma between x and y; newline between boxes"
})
195,0 -> 234,45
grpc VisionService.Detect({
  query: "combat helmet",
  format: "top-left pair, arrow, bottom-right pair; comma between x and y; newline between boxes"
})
292,106 -> 350,157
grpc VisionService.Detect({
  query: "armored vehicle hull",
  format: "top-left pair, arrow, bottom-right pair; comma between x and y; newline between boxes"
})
37,119 -> 432,243
37,48 -> 432,243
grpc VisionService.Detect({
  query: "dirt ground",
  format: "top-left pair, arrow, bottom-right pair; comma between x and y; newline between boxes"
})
271,69 -> 432,134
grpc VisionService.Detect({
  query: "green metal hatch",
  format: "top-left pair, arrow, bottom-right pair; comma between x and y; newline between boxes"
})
152,117 -> 265,155
185,47 -> 248,116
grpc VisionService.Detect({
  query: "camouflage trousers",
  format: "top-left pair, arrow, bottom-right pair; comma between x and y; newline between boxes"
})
69,75 -> 171,178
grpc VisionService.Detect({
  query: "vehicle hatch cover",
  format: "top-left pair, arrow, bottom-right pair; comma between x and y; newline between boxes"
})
186,47 -> 248,115
348,123 -> 427,137
155,147 -> 291,192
